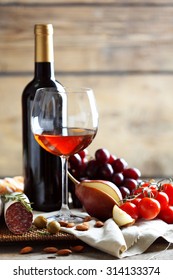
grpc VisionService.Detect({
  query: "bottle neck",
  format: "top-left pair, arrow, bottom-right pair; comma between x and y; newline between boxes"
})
34,62 -> 55,79
34,24 -> 55,79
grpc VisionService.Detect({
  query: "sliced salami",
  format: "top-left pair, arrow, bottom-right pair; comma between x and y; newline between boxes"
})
4,193 -> 33,235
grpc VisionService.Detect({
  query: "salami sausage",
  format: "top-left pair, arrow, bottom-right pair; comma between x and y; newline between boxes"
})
4,193 -> 33,234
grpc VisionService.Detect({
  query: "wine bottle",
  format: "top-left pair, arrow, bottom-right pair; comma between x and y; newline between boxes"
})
22,24 -> 63,211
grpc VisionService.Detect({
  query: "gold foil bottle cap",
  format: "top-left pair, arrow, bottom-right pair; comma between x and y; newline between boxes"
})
34,24 -> 53,35
34,24 -> 54,62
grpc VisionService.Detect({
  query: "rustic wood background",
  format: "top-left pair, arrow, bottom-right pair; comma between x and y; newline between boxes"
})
1,0 -> 173,177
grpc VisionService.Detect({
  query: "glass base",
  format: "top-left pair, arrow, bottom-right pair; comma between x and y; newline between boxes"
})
56,212 -> 84,224
48,206 -> 84,224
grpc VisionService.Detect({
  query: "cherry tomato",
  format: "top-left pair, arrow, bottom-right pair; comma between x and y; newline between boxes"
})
130,197 -> 142,207
140,181 -> 150,188
133,186 -> 147,198
148,185 -> 158,197
155,191 -> 169,210
133,183 -> 158,199
130,197 -> 142,218
158,206 -> 173,224
161,183 -> 173,205
120,202 -> 139,220
138,197 -> 160,220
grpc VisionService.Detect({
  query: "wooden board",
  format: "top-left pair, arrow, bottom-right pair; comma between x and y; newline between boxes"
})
2,0 -> 173,4
1,4 -> 173,72
1,0 -> 173,177
0,74 -> 173,177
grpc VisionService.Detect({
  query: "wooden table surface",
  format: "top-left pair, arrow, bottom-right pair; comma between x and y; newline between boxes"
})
0,234 -> 172,260
0,239 -> 173,260
0,208 -> 173,261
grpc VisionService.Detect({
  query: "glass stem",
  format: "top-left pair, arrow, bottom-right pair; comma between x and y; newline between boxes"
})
60,155 -> 70,212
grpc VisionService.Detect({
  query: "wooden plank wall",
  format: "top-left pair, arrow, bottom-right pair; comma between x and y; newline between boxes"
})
1,0 -> 173,177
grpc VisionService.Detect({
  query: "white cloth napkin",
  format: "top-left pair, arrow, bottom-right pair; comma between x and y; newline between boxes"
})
121,218 -> 173,258
35,210 -> 173,258
60,213 -> 173,258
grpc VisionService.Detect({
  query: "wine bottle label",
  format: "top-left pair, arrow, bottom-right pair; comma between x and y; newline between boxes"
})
35,24 -> 54,63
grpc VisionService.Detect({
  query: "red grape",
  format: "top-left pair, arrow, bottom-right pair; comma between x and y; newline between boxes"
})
85,159 -> 99,179
123,167 -> 141,180
99,163 -> 114,179
78,157 -> 88,177
69,147 -> 142,209
123,178 -> 138,193
78,149 -> 88,159
69,154 -> 82,168
111,173 -> 124,186
119,186 -> 130,198
95,148 -> 110,164
70,168 -> 80,179
108,154 -> 117,164
111,158 -> 128,173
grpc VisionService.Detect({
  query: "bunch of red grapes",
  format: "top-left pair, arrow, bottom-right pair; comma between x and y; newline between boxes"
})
68,148 -> 141,208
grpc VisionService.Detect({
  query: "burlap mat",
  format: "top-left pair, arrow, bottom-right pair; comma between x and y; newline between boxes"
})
0,223 -> 76,243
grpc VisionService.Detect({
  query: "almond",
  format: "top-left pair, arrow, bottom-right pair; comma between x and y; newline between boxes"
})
83,216 -> 92,222
70,245 -> 85,253
43,247 -> 58,253
20,246 -> 33,254
66,222 -> 75,228
57,249 -> 72,256
94,221 -> 104,228
59,221 -> 68,227
75,223 -> 89,231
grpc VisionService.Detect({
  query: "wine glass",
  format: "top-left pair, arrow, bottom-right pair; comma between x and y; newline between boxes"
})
31,87 -> 98,222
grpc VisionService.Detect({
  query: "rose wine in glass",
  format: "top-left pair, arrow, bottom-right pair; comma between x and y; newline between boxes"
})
31,87 -> 98,222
